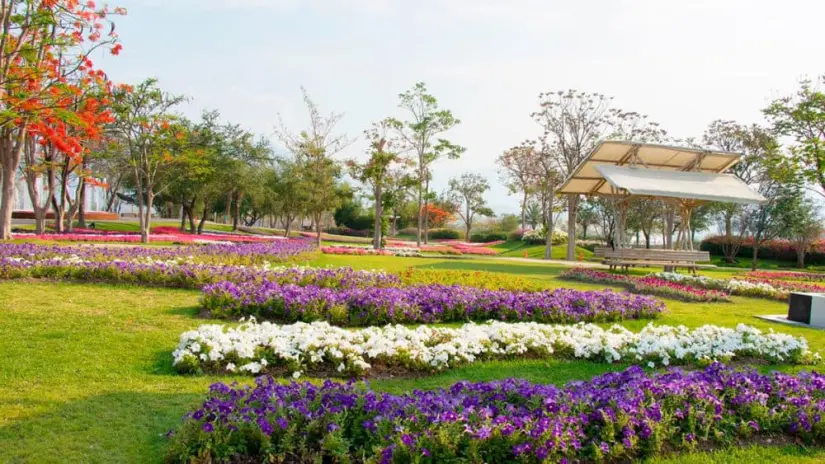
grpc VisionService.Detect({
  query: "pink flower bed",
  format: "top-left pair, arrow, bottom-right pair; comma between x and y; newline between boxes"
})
13,226 -> 284,244
747,271 -> 825,282
560,268 -> 730,303
742,277 -> 825,294
451,243 -> 499,255
321,246 -> 392,256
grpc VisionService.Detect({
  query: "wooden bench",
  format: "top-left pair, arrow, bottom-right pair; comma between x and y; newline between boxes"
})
594,247 -> 715,274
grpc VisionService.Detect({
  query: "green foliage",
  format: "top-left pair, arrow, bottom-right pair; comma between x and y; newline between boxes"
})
497,214 -> 520,233
427,228 -> 461,240
764,75 -> 825,194
470,231 -> 507,243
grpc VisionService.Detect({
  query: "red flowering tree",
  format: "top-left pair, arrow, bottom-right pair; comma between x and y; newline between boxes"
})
425,204 -> 453,229
0,0 -> 123,240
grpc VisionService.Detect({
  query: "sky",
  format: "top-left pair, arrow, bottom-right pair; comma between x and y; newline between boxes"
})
102,0 -> 825,216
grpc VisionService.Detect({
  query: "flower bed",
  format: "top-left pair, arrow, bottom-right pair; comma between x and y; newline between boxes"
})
559,269 -> 730,302
0,258 -> 395,290
652,272 -> 825,301
397,268 -> 545,291
0,240 -> 315,266
13,226 -> 284,244
167,364 -> 825,463
200,281 -> 665,325
173,320 -> 818,377
451,243 -> 499,255
748,271 -> 825,282
321,245 -> 422,257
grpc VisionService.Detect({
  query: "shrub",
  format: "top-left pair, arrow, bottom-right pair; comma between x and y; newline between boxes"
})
428,228 -> 461,240
325,226 -> 370,238
701,235 -> 825,265
522,228 -> 568,245
470,231 -> 507,243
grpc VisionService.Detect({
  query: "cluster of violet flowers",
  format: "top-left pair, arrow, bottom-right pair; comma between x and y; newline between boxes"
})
200,280 -> 665,325
0,240 -> 315,264
560,268 -> 731,303
166,363 -> 825,463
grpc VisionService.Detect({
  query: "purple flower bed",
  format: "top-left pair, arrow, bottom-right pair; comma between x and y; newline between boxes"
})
201,281 -> 665,325
167,363 -> 825,463
0,240 -> 315,265
0,257 -> 396,290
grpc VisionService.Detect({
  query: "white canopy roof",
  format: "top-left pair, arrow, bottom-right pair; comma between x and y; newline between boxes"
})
594,165 -> 766,204
558,140 -> 744,195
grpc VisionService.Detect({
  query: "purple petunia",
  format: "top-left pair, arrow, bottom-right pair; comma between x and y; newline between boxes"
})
170,364 -> 825,462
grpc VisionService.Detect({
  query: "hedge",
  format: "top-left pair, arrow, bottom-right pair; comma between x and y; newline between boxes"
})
700,236 -> 825,265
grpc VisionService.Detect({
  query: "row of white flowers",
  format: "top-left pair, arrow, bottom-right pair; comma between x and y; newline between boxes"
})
172,320 -> 819,377
652,272 -> 784,299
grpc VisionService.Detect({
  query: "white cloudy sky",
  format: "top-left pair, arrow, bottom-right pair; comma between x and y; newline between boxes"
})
104,0 -> 824,214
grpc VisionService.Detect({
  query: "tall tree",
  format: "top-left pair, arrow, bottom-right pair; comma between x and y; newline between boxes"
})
110,79 -> 186,243
347,121 -> 408,248
764,76 -> 825,197
532,91 -> 622,260
447,172 -> 493,241
0,0 -> 123,239
496,145 -> 535,230
532,143 -> 565,259
389,82 -> 464,246
275,88 -> 350,246
702,120 -> 775,262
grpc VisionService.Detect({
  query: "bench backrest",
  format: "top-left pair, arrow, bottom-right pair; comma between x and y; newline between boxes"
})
594,247 -> 710,262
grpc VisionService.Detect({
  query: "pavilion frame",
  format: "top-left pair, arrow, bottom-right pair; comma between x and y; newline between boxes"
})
558,141 -> 760,251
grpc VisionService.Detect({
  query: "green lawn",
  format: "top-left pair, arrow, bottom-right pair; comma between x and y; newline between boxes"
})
490,240 -> 595,259
1,255 -> 824,462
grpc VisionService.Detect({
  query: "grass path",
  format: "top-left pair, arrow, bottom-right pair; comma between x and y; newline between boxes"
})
1,255 -> 824,462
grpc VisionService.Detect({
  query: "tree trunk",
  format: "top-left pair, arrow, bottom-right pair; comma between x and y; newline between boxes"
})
664,210 -> 674,250
521,191 -> 527,231
0,129 -> 26,241
566,194 -> 578,260
423,178 -> 430,245
415,181 -> 423,247
751,240 -> 760,271
797,249 -> 806,269
187,200 -> 196,233
643,230 -> 651,249
582,225 -> 587,240
179,204 -> 187,231
232,192 -> 241,231
373,185 -> 382,249
197,210 -> 208,234
142,192 -> 153,244
314,212 -> 322,247
77,169 -> 87,229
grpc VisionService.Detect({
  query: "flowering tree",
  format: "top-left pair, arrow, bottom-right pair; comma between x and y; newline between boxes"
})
0,0 -> 123,240
110,79 -> 186,243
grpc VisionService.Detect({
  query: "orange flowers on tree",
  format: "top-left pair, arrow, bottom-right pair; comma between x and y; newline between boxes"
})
0,0 -> 125,240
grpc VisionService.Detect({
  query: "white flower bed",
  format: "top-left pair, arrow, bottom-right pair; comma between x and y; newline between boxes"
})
653,272 -> 784,299
172,320 -> 819,377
